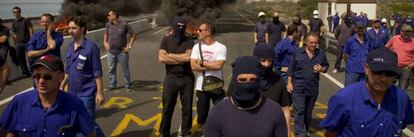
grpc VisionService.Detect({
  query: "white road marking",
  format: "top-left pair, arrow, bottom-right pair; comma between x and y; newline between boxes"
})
0,23 -> 168,107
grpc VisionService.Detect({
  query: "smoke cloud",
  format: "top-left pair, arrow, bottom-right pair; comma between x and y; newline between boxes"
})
161,0 -> 238,25
61,0 -> 161,28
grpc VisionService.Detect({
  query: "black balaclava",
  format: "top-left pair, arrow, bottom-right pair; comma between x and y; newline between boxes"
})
293,16 -> 301,25
260,16 -> 266,24
231,56 -> 262,108
273,16 -> 280,24
172,16 -> 187,44
253,44 -> 275,91
253,43 -> 275,76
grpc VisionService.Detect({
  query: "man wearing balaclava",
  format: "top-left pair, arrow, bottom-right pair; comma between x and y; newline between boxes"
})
254,12 -> 268,45
266,12 -> 286,47
158,15 -> 195,137
291,15 -> 307,46
205,56 -> 287,137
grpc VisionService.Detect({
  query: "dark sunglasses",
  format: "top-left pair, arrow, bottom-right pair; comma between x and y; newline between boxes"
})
13,11 -> 20,13
32,74 -> 53,80
372,71 -> 397,77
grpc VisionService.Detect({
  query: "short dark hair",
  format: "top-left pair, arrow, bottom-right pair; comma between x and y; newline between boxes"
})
12,6 -> 21,12
201,22 -> 216,35
306,32 -> 319,41
68,16 -> 87,35
287,24 -> 298,36
41,13 -> 54,22
108,10 -> 120,18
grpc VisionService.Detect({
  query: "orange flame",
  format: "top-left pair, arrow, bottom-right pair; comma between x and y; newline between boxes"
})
55,16 -> 69,35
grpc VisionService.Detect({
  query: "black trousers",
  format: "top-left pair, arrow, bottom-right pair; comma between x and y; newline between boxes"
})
159,74 -> 194,136
15,43 -> 29,74
196,89 -> 224,125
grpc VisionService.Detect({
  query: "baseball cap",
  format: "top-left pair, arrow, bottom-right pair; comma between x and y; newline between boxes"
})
258,12 -> 266,17
31,54 -> 64,71
367,47 -> 399,76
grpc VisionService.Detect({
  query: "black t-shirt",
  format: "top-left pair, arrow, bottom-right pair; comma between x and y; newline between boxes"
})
266,22 -> 286,46
159,35 -> 194,75
12,17 -> 32,43
226,72 -> 290,107
0,25 -> 10,66
309,18 -> 324,33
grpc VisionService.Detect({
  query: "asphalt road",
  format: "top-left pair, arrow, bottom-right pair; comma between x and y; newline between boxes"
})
0,5 -> 413,137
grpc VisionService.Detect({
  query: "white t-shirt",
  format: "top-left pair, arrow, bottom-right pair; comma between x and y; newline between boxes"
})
190,41 -> 227,91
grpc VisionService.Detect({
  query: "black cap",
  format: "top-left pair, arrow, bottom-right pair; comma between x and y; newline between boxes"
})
253,43 -> 275,58
31,54 -> 64,72
367,47 -> 399,76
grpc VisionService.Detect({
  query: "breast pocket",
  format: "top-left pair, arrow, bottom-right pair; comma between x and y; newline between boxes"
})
350,120 -> 376,136
296,59 -> 307,70
15,124 -> 36,137
76,55 -> 87,70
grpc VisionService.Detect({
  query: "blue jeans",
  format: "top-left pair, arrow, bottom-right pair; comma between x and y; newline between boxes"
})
107,52 -> 131,88
398,68 -> 413,91
77,96 -> 106,137
345,72 -> 366,86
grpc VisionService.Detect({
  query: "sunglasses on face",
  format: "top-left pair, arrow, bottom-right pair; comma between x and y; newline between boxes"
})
372,71 -> 397,77
13,11 -> 20,13
32,74 -> 53,81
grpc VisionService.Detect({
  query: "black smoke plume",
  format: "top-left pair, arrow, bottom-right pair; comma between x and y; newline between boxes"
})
61,0 -> 161,29
161,0 -> 238,25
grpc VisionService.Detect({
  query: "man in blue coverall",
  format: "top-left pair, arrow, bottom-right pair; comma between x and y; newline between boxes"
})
320,47 -> 414,137
59,16 -> 106,137
343,22 -> 370,86
287,33 -> 329,137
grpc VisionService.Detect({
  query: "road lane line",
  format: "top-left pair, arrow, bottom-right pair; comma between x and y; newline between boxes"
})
0,25 -> 169,107
321,73 -> 344,88
233,9 -> 255,25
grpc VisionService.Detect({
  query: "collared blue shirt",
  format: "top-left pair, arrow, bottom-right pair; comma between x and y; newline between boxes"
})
274,37 -> 298,70
0,89 -> 95,137
27,30 -> 64,63
367,27 -> 390,51
320,81 -> 414,137
288,47 -> 329,95
66,38 -> 102,97
344,35 -> 370,73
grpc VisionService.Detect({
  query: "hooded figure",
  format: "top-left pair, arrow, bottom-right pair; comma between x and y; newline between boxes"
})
231,56 -> 262,108
172,16 -> 188,44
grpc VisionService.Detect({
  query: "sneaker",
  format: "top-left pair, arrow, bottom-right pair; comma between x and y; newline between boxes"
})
332,69 -> 338,74
126,88 -> 132,92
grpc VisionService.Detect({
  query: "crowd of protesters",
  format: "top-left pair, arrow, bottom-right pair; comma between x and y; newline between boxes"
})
0,4 -> 413,137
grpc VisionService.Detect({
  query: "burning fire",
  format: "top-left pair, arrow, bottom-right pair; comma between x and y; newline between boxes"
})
54,16 -> 69,35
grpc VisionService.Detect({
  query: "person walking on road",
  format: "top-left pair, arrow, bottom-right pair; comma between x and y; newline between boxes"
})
205,56 -> 288,137
292,16 -> 307,47
332,15 -> 355,74
275,24 -> 299,82
333,12 -> 340,32
254,12 -> 268,45
0,18 -> 10,93
190,22 -> 227,129
367,18 -> 390,51
59,16 -> 106,137
27,13 -> 63,65
385,24 -> 414,92
327,13 -> 333,33
343,22 -> 370,86
287,33 -> 329,137
11,6 -> 33,76
158,16 -> 195,137
0,54 -> 96,137
266,12 -> 286,47
309,10 -> 324,37
103,10 -> 136,92
320,47 -> 414,137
